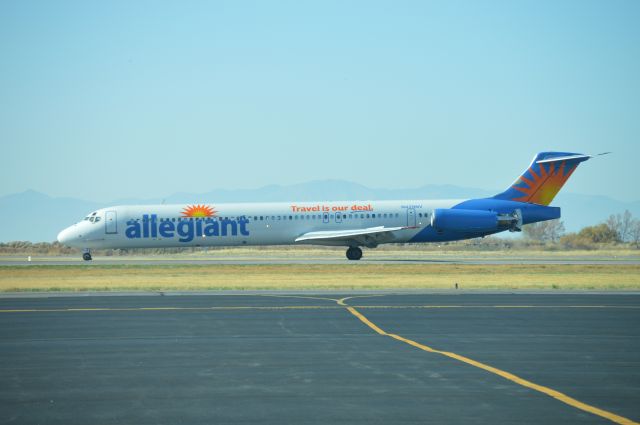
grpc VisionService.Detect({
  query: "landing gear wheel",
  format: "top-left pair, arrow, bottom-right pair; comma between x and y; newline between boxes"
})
82,252 -> 92,261
346,247 -> 363,261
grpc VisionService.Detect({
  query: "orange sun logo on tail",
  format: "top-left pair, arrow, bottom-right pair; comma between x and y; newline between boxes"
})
511,161 -> 577,206
181,204 -> 217,218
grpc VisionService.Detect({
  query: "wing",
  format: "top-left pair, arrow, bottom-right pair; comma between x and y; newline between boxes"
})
294,226 -> 409,248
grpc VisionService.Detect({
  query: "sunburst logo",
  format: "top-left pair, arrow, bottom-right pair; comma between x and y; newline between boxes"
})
511,161 -> 577,206
181,204 -> 217,218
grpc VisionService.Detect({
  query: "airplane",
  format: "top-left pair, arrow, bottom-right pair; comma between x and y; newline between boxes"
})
57,151 -> 602,261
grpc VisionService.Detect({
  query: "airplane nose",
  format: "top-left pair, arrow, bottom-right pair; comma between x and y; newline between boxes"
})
57,227 -> 73,245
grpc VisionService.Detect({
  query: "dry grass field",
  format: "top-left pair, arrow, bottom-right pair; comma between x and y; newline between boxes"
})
0,263 -> 638,292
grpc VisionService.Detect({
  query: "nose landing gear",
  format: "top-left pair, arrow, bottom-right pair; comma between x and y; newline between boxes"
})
82,250 -> 92,261
346,246 -> 363,261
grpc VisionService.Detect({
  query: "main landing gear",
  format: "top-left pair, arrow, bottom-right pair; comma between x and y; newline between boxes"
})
346,246 -> 363,261
82,250 -> 92,261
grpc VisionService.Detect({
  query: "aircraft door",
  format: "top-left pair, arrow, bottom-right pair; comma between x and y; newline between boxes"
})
407,207 -> 416,227
105,210 -> 117,234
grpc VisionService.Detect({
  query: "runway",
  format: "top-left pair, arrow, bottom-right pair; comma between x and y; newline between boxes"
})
1,293 -> 638,424
1,256 -> 639,266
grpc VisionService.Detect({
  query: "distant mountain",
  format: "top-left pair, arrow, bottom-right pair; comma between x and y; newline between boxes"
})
0,190 -> 104,243
553,192 -> 640,232
1,183 -> 638,242
162,180 -> 495,204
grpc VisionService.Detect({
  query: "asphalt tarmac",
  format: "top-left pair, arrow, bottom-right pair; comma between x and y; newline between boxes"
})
1,293 -> 638,424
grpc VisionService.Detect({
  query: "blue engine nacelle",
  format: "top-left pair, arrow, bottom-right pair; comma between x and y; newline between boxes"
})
431,209 -> 522,233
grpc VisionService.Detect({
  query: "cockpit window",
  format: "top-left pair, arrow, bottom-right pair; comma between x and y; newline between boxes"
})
84,212 -> 100,223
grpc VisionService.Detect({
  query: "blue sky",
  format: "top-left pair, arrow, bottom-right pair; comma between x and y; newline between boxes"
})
1,1 -> 639,202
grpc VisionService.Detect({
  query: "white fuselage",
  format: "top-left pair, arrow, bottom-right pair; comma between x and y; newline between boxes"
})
57,199 -> 461,250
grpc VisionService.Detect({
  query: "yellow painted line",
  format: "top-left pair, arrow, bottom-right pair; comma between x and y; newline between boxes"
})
0,306 -> 342,313
345,305 -> 639,425
351,305 -> 640,309
2,304 -> 638,314
337,294 -> 388,306
346,306 -> 386,335
253,294 -> 339,303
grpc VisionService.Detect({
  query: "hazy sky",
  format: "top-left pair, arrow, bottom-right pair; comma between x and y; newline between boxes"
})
1,1 -> 639,202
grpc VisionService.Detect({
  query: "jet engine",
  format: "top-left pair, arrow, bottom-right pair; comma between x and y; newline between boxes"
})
431,209 -> 522,233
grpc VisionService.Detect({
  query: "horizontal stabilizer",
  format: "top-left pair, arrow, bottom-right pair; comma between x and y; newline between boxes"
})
536,154 -> 592,164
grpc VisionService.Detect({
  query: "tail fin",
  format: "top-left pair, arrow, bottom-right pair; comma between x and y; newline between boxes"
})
493,152 -> 593,205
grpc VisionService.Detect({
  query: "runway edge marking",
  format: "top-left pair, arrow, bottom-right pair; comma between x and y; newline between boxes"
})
344,305 -> 639,425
